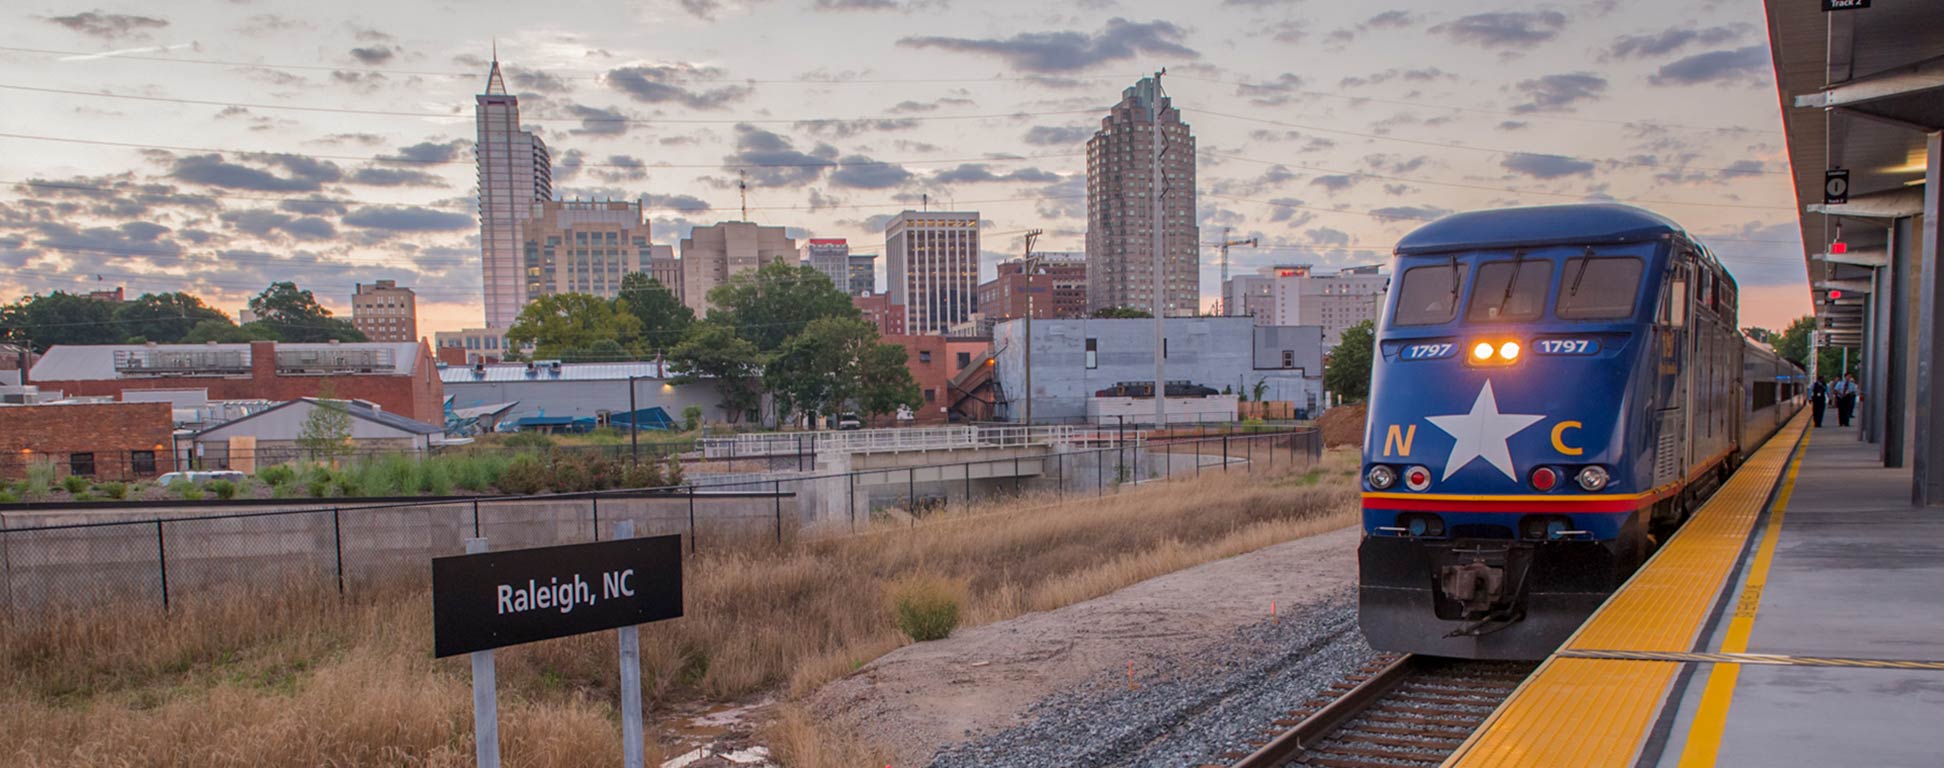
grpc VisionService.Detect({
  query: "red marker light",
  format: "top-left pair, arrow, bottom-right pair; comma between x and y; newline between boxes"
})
1829,289 -> 1843,301
1531,467 -> 1558,491
1831,241 -> 1848,255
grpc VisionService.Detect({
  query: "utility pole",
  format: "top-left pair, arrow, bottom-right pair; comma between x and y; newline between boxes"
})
1022,229 -> 1041,426
1149,68 -> 1168,429
737,170 -> 748,221
1208,227 -> 1258,314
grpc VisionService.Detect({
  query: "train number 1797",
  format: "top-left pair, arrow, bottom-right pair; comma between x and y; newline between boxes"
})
1535,338 -> 1598,355
1399,343 -> 1455,360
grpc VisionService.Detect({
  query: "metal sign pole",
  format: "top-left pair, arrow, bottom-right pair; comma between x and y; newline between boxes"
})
614,520 -> 645,768
465,536 -> 500,768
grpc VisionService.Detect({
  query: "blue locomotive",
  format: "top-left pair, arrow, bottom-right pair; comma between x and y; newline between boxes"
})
1358,204 -> 1803,659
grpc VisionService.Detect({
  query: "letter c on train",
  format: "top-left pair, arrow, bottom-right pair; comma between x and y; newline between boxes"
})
1551,421 -> 1584,456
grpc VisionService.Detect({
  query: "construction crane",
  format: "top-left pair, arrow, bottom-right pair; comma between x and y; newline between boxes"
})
1206,226 -> 1258,313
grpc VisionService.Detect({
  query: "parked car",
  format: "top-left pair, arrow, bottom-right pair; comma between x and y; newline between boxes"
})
836,412 -> 864,430
154,470 -> 247,485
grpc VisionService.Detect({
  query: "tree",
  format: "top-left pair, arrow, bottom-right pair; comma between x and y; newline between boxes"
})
505,293 -> 644,360
116,292 -> 231,343
705,261 -> 858,352
617,273 -> 695,353
1773,315 -> 1851,379
856,341 -> 922,419
1325,320 -> 1375,403
1,292 -> 122,350
297,383 -> 354,464
249,282 -> 365,343
183,318 -> 281,343
763,316 -> 920,421
1090,306 -> 1153,319
667,321 -> 764,423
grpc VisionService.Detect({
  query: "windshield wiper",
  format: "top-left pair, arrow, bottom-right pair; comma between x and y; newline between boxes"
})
1446,253 -> 1460,309
1567,246 -> 1594,297
1494,250 -> 1525,315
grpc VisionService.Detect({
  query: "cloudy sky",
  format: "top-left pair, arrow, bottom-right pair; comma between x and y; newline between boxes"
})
0,0 -> 1810,335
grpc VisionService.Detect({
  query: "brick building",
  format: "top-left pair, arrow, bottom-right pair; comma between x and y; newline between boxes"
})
854,292 -> 906,336
880,335 -> 989,423
27,340 -> 445,423
351,280 -> 419,342
0,401 -> 177,481
978,252 -> 1089,322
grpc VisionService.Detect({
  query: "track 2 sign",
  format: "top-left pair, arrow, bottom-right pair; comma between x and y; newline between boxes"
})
432,535 -> 683,658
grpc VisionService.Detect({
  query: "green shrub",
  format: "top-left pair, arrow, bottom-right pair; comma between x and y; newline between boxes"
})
497,454 -> 549,495
622,460 -> 664,489
61,474 -> 90,494
548,457 -> 591,493
306,479 -> 331,498
332,474 -> 361,498
582,456 -> 621,491
449,454 -> 505,493
503,431 -> 554,450
23,458 -> 56,500
207,479 -> 238,500
888,574 -> 962,642
682,405 -> 703,432
0,489 -> 16,504
72,491 -> 96,502
364,455 -> 416,496
169,480 -> 205,501
663,455 -> 684,487
271,482 -> 295,499
257,465 -> 297,486
417,460 -> 453,496
94,481 -> 129,500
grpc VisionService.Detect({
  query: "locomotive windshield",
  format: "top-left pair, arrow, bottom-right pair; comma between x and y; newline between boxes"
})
1465,258 -> 1552,323
1556,256 -> 1644,319
1392,263 -> 1464,326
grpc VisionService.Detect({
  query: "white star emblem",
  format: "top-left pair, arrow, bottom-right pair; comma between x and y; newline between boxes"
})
1424,381 -> 1545,481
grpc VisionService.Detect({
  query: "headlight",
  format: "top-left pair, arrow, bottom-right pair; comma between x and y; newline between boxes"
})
1576,465 -> 1610,492
1499,341 -> 1521,360
1472,342 -> 1494,360
1366,465 -> 1397,490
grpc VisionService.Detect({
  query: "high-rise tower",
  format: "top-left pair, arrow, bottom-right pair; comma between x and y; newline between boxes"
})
1085,77 -> 1200,316
886,210 -> 980,335
476,58 -> 553,329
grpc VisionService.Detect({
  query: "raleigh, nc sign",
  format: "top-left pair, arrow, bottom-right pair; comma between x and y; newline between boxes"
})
433,534 -> 683,657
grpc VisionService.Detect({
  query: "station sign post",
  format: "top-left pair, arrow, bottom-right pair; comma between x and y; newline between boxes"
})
434,526 -> 683,768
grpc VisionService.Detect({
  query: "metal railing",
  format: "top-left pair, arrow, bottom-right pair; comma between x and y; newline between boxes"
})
0,428 -> 1321,620
698,424 -> 1122,457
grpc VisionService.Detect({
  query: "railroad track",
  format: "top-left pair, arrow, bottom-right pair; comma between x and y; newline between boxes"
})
1221,654 -> 1538,768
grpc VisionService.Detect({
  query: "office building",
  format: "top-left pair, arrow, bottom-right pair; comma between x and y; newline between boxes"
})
351,280 -> 418,343
847,251 -> 877,296
978,251 -> 1088,322
435,327 -> 517,364
885,210 -> 980,335
477,58 -> 554,329
1222,273 -> 1276,324
801,239 -> 851,293
1267,265 -> 1390,346
1086,77 -> 1200,316
854,292 -> 906,336
521,199 -> 654,302
680,221 -> 798,313
647,244 -> 681,300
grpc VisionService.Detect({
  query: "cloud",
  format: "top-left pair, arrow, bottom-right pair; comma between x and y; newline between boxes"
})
605,64 -> 752,109
349,167 -> 445,187
590,155 -> 648,183
1339,67 -> 1454,88
1024,125 -> 1094,146
678,0 -> 720,19
44,10 -> 168,39
1431,11 -> 1568,48
507,67 -> 573,93
722,124 -> 838,187
1264,21 -> 1306,43
932,164 -> 1062,184
888,96 -> 975,113
898,18 -> 1198,74
1365,10 -> 1416,29
170,153 -> 343,192
1236,73 -> 1308,107
1511,72 -> 1607,113
278,195 -> 349,216
829,156 -> 914,189
1309,174 -> 1357,192
1650,45 -> 1770,86
220,209 -> 338,241
341,206 -> 474,231
1370,205 -> 1451,223
794,118 -> 922,138
644,194 -> 711,214
1608,26 -> 1743,59
1501,152 -> 1595,178
812,0 -> 942,10
391,139 -> 469,163
1306,227 -> 1351,246
349,46 -> 395,65
565,104 -> 631,136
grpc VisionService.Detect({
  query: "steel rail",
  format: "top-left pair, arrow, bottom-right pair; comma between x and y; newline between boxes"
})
1229,654 -> 1423,768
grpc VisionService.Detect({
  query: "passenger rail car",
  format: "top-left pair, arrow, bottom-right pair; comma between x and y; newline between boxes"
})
1358,204 -> 1803,659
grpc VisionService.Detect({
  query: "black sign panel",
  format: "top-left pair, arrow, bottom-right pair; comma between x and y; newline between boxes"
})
1823,0 -> 1869,10
1824,169 -> 1850,205
432,535 -> 683,657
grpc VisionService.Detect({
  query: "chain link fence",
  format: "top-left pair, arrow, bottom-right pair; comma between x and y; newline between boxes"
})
0,428 -> 1321,620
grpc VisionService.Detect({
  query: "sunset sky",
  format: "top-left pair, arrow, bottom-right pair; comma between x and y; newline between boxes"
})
0,0 -> 1812,335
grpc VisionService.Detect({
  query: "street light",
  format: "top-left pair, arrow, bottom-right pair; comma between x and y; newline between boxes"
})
626,373 -> 651,464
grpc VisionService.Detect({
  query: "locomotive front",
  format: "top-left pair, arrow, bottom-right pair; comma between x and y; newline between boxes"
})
1358,205 -> 1679,660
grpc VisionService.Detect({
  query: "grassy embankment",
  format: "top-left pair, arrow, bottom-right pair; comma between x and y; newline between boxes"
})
0,449 -> 1360,767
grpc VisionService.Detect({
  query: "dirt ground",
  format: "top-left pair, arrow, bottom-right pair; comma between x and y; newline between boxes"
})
809,525 -> 1362,767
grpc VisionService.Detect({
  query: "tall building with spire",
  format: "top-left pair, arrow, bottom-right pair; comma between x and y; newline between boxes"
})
1085,76 -> 1200,316
476,58 -> 553,329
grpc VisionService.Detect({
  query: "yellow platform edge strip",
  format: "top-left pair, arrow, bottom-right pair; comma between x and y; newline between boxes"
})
1445,414 -> 1808,768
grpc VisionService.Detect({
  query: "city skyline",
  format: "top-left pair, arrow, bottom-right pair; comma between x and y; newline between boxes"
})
0,0 -> 1808,335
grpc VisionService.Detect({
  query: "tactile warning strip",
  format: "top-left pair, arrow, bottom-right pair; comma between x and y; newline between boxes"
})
1556,649 -> 1944,671
1445,414 -> 1808,767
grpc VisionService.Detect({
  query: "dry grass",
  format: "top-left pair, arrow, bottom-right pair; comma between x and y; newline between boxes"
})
0,448 -> 1359,766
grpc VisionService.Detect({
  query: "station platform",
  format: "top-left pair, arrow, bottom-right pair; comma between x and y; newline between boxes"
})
1447,416 -> 1944,767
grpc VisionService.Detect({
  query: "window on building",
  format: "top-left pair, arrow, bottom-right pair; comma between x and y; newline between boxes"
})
69,452 -> 95,477
956,352 -> 971,369
919,350 -> 932,363
1085,338 -> 1098,369
924,388 -> 936,403
1282,350 -> 1295,368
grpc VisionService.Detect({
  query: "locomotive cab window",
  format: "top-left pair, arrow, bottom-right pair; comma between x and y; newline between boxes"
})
1392,263 -> 1465,326
1465,258 -> 1553,323
1556,256 -> 1644,320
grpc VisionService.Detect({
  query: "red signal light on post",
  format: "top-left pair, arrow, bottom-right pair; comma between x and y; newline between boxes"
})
1831,240 -> 1848,255
1829,289 -> 1843,301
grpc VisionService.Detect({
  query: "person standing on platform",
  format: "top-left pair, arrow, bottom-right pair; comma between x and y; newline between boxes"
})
1834,374 -> 1859,427
1811,376 -> 1828,428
